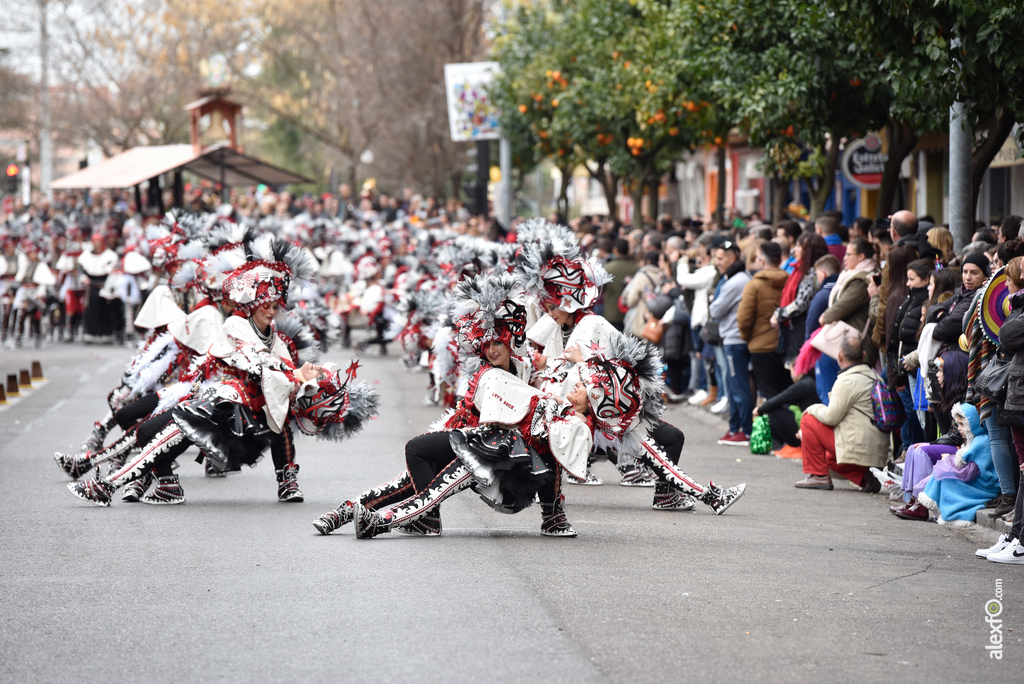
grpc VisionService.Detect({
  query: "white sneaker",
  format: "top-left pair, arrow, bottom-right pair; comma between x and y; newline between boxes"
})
977,534 -> 1012,558
709,397 -> 729,414
687,389 -> 708,406
988,538 -> 1024,564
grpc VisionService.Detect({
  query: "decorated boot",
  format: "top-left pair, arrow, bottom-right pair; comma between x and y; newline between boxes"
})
699,481 -> 747,515
204,455 -> 228,478
356,462 -> 473,539
651,482 -> 696,511
540,494 -> 577,537
67,476 -> 116,507
81,414 -> 115,453
313,501 -> 354,535
276,463 -> 304,502
141,475 -> 186,505
312,471 -> 415,535
121,472 -> 154,502
54,451 -> 94,479
617,462 -> 657,487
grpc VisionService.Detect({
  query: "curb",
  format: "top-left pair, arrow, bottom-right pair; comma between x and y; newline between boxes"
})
975,507 -> 1013,537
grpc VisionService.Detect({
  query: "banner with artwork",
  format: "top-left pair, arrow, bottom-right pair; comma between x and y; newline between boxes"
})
443,62 -> 501,142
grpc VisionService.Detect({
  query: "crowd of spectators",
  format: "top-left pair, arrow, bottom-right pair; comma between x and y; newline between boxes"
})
585,209 -> 1023,563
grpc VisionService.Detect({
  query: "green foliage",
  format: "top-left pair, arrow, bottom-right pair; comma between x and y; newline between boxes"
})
831,0 -> 1024,135
493,0 -> 1024,205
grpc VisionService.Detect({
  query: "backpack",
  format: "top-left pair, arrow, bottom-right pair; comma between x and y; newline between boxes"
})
870,378 -> 904,433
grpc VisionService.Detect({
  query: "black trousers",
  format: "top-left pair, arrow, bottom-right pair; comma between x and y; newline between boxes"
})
114,392 -> 159,431
404,431 -> 560,504
649,420 -> 684,465
751,351 -> 792,400
767,406 -> 800,447
136,410 -> 190,477
363,317 -> 389,352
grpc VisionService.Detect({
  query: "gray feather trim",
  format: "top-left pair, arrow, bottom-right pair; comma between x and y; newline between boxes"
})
312,381 -> 380,442
275,311 -> 320,365
170,260 -> 200,289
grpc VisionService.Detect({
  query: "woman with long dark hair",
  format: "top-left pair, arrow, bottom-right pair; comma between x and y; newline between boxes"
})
773,232 -> 829,361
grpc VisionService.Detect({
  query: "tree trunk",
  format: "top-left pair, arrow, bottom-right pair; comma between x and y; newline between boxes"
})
771,173 -> 787,226
808,139 -> 841,220
715,145 -> 727,230
450,168 -> 463,204
631,180 -> 645,231
971,107 -> 1016,217
606,170 -> 619,220
876,121 -> 918,218
557,163 -> 571,218
648,174 -> 660,223
587,160 -> 618,220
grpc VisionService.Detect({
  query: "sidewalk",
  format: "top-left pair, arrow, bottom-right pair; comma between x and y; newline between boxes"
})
670,399 -> 1005,544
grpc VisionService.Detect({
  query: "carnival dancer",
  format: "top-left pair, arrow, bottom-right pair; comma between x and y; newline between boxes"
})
54,225 -> 86,342
66,236 -> 377,506
73,221 -> 252,462
314,272 -> 585,537
350,331 -> 673,539
78,230 -> 119,343
9,238 -> 57,347
58,238 -> 208,465
352,254 -> 392,355
518,220 -> 746,514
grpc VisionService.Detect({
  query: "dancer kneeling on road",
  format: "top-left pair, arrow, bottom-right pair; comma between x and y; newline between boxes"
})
515,221 -> 746,513
314,272 -> 592,537
66,240 -> 377,506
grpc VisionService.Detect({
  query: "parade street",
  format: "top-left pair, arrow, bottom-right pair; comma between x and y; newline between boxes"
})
0,343 -> 1019,684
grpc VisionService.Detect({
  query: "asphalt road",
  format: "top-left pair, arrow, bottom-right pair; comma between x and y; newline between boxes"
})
0,342 -> 1020,683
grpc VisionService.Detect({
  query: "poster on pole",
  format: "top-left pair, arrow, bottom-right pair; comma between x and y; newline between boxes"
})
444,61 -> 501,142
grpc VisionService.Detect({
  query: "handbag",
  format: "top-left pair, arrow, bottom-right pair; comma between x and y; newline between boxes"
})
699,319 -> 723,346
976,357 -> 1011,402
749,414 -> 773,454
810,320 -> 860,360
641,317 -> 665,344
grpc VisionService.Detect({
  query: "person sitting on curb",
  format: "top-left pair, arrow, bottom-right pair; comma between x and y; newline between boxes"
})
794,336 -> 887,491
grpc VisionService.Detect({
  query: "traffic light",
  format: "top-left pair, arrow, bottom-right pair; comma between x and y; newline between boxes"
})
5,164 -> 18,194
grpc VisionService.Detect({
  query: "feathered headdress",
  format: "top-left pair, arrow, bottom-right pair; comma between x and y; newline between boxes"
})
223,234 -> 317,313
514,219 -> 609,312
292,361 -> 380,442
167,240 -> 209,291
577,332 -> 665,454
452,272 -> 528,357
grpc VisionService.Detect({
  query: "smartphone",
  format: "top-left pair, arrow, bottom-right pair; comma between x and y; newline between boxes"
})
872,274 -> 882,286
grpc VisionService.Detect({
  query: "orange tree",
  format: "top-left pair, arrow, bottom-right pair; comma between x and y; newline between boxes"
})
645,0 -> 889,223
492,0 -> 700,227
